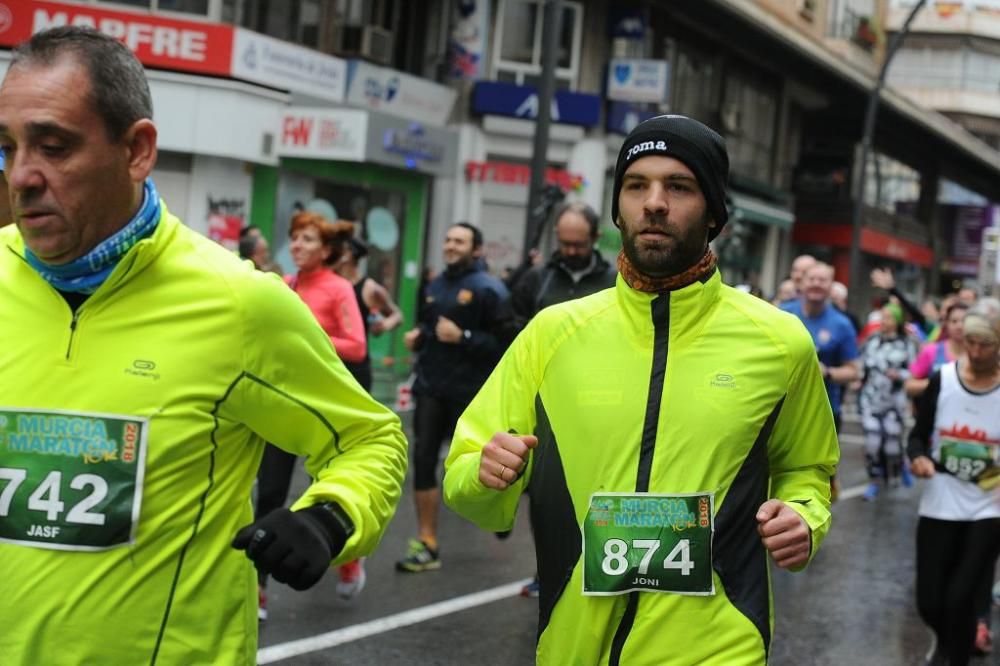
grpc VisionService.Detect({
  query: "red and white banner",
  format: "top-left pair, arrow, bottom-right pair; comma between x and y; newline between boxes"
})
0,0 -> 234,77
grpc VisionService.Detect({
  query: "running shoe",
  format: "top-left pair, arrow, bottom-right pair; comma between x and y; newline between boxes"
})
974,620 -> 993,655
396,538 -> 441,572
862,482 -> 879,501
258,585 -> 268,622
900,460 -> 915,488
336,558 -> 367,601
520,577 -> 540,598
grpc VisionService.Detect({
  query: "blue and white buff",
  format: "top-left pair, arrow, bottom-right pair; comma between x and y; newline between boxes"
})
26,178 -> 162,294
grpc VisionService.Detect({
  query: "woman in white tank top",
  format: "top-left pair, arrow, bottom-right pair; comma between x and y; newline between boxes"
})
908,306 -> 1000,666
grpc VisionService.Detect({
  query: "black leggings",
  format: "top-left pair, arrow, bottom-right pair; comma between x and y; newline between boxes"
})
254,443 -> 297,585
916,516 -> 1000,666
343,360 -> 373,393
256,444 -> 297,520
412,393 -> 467,491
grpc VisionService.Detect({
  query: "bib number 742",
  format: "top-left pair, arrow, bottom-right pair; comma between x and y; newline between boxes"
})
0,467 -> 108,525
601,538 -> 695,576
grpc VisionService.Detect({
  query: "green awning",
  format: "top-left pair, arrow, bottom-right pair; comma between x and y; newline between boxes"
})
729,192 -> 794,230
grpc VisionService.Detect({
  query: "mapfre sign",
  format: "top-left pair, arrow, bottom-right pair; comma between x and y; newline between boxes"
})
0,0 -> 234,76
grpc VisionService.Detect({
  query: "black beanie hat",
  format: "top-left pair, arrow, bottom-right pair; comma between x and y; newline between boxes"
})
611,114 -> 730,240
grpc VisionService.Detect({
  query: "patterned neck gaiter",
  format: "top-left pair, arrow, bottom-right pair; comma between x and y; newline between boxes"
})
617,246 -> 718,293
26,178 -> 162,294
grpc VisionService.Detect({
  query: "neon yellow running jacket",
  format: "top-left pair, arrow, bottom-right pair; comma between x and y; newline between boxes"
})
445,271 -> 839,666
0,209 -> 407,665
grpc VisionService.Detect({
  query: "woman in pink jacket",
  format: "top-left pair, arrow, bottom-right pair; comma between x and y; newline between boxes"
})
286,212 -> 367,363
257,212 -> 368,619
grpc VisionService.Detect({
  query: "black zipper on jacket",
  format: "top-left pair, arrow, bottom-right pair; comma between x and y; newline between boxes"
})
9,248 -> 86,360
609,292 -> 671,666
66,312 -> 79,360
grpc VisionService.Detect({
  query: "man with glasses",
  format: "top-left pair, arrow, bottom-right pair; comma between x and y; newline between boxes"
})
511,202 -> 617,329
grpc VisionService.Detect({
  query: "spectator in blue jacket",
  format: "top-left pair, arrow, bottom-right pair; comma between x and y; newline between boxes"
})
397,222 -> 514,572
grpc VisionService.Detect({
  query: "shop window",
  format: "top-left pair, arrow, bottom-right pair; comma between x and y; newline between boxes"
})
274,173 -> 406,305
493,0 -> 583,89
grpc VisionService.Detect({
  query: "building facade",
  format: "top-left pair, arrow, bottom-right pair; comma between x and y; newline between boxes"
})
5,0 -> 1000,356
419,0 -> 1000,307
888,0 -> 1000,293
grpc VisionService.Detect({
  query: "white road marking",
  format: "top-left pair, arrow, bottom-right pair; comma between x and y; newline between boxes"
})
257,579 -> 531,664
838,483 -> 870,501
839,433 -> 864,446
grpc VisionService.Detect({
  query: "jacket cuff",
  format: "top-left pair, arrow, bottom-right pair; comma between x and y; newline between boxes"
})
298,502 -> 353,559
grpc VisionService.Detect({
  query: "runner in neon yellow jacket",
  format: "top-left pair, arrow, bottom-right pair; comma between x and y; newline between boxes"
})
0,208 -> 407,665
444,115 -> 839,665
0,29 -> 406,665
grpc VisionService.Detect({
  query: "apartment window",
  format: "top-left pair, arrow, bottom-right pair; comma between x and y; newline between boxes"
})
721,68 -> 778,180
227,0 -> 327,47
864,153 -> 920,216
826,0 -> 876,40
99,0 -> 211,15
891,46 -> 962,89
670,40 -> 718,122
963,48 -> 1000,93
493,0 -> 583,89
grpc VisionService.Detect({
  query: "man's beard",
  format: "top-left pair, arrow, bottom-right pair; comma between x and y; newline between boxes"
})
445,254 -> 475,272
621,212 -> 708,278
560,252 -> 592,271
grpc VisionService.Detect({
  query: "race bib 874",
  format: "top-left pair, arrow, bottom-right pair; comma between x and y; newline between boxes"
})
582,492 -> 715,596
0,408 -> 148,551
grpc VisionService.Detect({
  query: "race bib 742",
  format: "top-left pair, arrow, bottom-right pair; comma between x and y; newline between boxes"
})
0,408 -> 148,551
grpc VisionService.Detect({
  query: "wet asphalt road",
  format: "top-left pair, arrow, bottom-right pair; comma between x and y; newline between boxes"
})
256,407 -> 1000,665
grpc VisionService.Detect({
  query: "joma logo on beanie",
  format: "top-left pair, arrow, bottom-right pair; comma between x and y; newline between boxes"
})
610,115 -> 730,238
626,140 -> 668,162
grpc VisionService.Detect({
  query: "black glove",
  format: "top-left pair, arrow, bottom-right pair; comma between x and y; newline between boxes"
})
231,505 -> 351,590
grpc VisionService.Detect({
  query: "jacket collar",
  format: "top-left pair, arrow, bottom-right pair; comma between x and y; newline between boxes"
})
615,268 -> 722,344
5,205 -> 179,303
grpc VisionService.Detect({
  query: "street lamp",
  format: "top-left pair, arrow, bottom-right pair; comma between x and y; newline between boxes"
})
847,0 -> 926,316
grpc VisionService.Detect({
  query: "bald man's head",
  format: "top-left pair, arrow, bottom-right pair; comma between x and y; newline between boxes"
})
790,254 -> 816,292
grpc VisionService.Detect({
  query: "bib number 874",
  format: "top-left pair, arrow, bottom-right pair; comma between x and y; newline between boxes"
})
601,538 -> 694,576
0,467 -> 108,525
